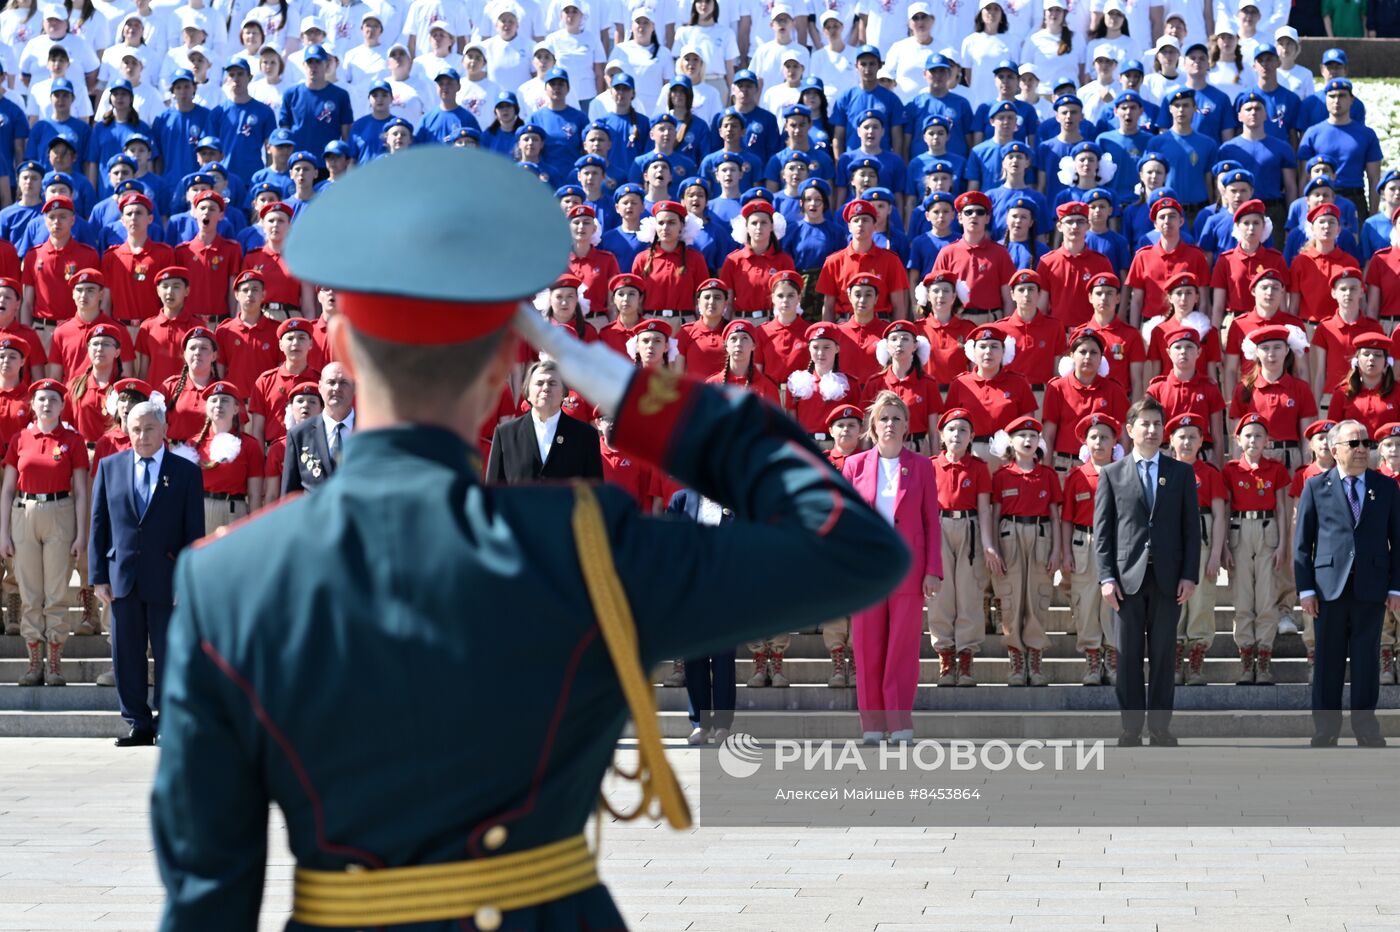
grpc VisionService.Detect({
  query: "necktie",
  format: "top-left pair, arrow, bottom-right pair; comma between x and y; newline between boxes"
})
330,422 -> 344,464
1348,476 -> 1362,525
137,457 -> 154,515
1141,459 -> 1155,512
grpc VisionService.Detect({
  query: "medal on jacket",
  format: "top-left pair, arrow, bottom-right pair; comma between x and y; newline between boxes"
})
162,476 -> 169,488
51,444 -> 62,461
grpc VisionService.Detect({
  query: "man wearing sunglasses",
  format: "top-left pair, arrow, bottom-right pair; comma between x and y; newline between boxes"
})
928,190 -> 1015,323
1295,419 -> 1400,748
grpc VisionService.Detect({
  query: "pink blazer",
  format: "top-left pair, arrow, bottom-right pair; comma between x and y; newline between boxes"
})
842,447 -> 943,595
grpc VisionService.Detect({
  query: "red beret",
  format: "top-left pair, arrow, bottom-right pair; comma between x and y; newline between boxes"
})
70,268 -> 104,287
41,196 -> 75,214
848,273 -> 881,293
1250,268 -> 1285,289
741,200 -> 775,218
233,270 -> 265,288
1056,201 -> 1089,219
277,318 -> 312,339
1235,412 -> 1269,436
722,319 -> 759,342
1233,198 -> 1267,222
842,199 -> 878,222
1087,272 -> 1121,290
632,318 -> 670,336
202,380 -> 241,399
1005,415 -> 1043,435
1305,419 -> 1336,439
0,332 -> 27,358
695,277 -> 729,296
1378,423 -> 1400,441
1166,412 -> 1209,440
112,378 -> 153,397
1008,269 -> 1041,289
770,270 -> 802,290
550,273 -> 583,290
290,381 -> 321,400
0,277 -> 19,296
1164,271 -> 1198,292
807,323 -> 840,343
259,201 -> 294,220
192,189 -> 226,210
651,200 -> 685,217
1353,333 -> 1391,353
566,204 -> 596,220
1149,197 -> 1183,221
1330,267 -> 1362,288
1162,326 -> 1200,346
155,266 -> 190,284
118,192 -> 154,213
882,319 -> 918,338
28,377 -> 65,400
921,270 -> 958,287
87,323 -> 122,343
184,326 -> 217,346
826,403 -> 863,429
1307,202 -> 1341,223
1076,413 -> 1120,442
938,407 -> 974,430
954,191 -> 991,213
608,273 -> 645,293
969,324 -> 1006,343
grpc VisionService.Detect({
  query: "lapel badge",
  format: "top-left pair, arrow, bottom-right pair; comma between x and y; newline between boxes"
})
312,467 -> 322,478
1158,477 -> 1166,486
556,434 -> 564,444
901,466 -> 909,476
162,476 -> 169,488
1370,488 -> 1377,501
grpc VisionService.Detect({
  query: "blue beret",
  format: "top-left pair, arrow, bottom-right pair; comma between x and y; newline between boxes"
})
288,150 -> 318,168
928,159 -> 955,174
862,187 -> 894,203
553,184 -> 585,199
987,101 -> 1018,119
1053,94 -> 1082,110
106,154 -> 136,171
613,183 -> 644,202
798,177 -> 831,198
781,103 -> 812,119
741,187 -> 774,204
1304,176 -> 1335,194
1070,141 -> 1102,157
1084,186 -> 1114,205
15,160 -> 43,175
1220,169 -> 1255,187
1000,141 -> 1032,158
921,191 -> 955,210
574,154 -> 607,169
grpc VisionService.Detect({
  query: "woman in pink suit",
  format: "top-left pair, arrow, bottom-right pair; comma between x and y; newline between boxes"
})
842,390 -> 944,744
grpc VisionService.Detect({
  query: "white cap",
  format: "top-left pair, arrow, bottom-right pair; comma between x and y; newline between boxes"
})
1214,15 -> 1237,34
908,1 -> 932,16
40,4 -> 65,20
1238,0 -> 1260,10
1043,0 -> 1067,9
359,9 -> 384,25
939,46 -> 961,66
1102,0 -> 1126,13
978,0 -> 1001,10
300,14 -> 325,33
187,43 -> 210,59
1274,25 -> 1300,43
1018,61 -> 1039,76
175,7 -> 212,30
1154,35 -> 1181,52
770,1 -> 794,17
780,47 -> 804,64
676,43 -> 704,58
630,1 -> 655,19
487,0 -> 525,20
818,9 -> 842,24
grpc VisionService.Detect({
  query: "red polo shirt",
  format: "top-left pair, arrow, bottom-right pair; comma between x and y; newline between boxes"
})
835,315 -> 885,383
1145,372 -> 1226,424
1329,384 -> 1400,440
102,240 -> 175,323
1147,318 -> 1223,370
1227,373 -> 1318,442
1222,457 -> 1290,511
50,314 -> 135,380
1077,317 -> 1146,392
4,424 -> 89,492
816,242 -> 909,316
930,237 -> 1016,311
1001,310 -> 1067,385
718,246 -> 796,315
944,368 -> 1038,437
600,441 -> 655,509
758,315 -> 810,381
1289,461 -> 1325,498
860,368 -> 943,435
1061,464 -> 1101,527
0,240 -> 18,281
1209,245 -> 1289,314
630,245 -> 710,313
992,461 -> 1062,517
920,314 -> 974,386
197,432 -> 263,495
784,371 -> 857,435
161,374 -> 216,443
931,451 -> 991,511
0,385 -> 31,449
22,238 -> 102,322
214,315 -> 281,398
705,368 -> 781,404
1036,247 -> 1114,328
565,248 -> 621,317
1290,245 -> 1360,323
175,236 -> 242,318
596,317 -> 639,356
1125,240 -> 1210,320
1192,459 -> 1228,510
68,376 -> 116,443
135,311 -> 198,388
676,318 -> 726,379
240,247 -> 303,307
1365,247 -> 1400,318
1312,312 -> 1382,393
251,363 -> 322,444
91,428 -> 130,475
1040,375 -> 1130,454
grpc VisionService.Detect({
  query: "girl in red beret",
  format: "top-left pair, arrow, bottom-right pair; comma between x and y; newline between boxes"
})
161,328 -> 224,444
630,201 -> 710,317
68,326 -> 126,444
675,279 -> 730,379
718,201 -> 796,316
1228,325 -> 1316,473
1059,414 -> 1122,686
1289,202 -> 1360,325
192,381 -> 264,530
862,319 -> 941,454
704,319 -> 779,404
757,271 -> 811,382
784,323 -> 854,445
1326,335 -> 1398,441
1143,273 -> 1222,385
915,271 -> 974,391
1168,414 -> 1228,686
596,274 -> 647,357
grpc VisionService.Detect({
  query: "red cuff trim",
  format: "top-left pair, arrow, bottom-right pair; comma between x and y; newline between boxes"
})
612,368 -> 697,468
337,290 -> 520,344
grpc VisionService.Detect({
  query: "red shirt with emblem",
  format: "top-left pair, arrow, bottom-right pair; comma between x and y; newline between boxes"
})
920,314 -> 974,386
1125,240 -> 1211,320
240,247 -> 304,307
1040,374 -> 1130,454
214,315 -> 281,398
758,315 -> 810,380
931,451 -> 991,510
308,316 -> 332,369
102,240 -> 176,323
1191,458 -> 1228,510
1326,383 -> 1400,441
676,318 -> 726,379
49,314 -> 135,381
251,363 -> 322,444
944,368 -> 1038,437
4,424 -> 89,492
134,311 -> 198,389
0,385 -> 30,449
992,460 -> 1062,517
161,374 -> 216,443
197,432 -> 263,495
835,315 -> 884,383
67,374 -> 117,443
784,370 -> 857,435
1077,317 -> 1146,392
22,238 -> 103,321
565,248 -> 622,317
1291,245 -> 1361,323
175,236 -> 243,318
816,243 -> 910,317
1222,307 -> 1308,383
1146,316 -> 1222,370
1312,312 -> 1383,392
1145,372 -> 1227,425
1288,461 -> 1326,498
1365,246 -> 1400,318
930,237 -> 1017,310
600,440 -> 655,508
1222,456 -> 1290,511
1227,373 -> 1318,442
827,446 -> 857,472
630,245 -> 710,313
861,368 -> 943,435
1210,246 -> 1289,314
1061,463 -> 1101,526
1001,311 -> 1068,385
719,246 -> 796,315
1036,247 -> 1114,327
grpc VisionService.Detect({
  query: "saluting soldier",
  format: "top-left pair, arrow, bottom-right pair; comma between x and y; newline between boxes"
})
150,148 -> 908,930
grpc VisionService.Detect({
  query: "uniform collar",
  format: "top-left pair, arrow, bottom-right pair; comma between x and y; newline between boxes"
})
337,424 -> 476,476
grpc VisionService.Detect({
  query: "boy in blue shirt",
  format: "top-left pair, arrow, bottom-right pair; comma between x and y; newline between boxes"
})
414,67 -> 482,145
834,107 -> 905,204
349,82 -> 395,163
1218,91 -> 1299,236
152,70 -> 212,184
989,142 -> 1052,241
906,191 -> 959,279
24,78 -> 89,170
967,104 -> 1021,193
830,45 -> 906,154
532,67 -> 591,183
1146,90 -> 1218,219
215,58 -> 274,183
250,128 -> 296,196
971,60 -> 1036,145
277,45 -> 352,155
627,115 -> 696,187
904,53 -> 976,159
1297,78 -> 1383,220
1035,94 -> 1087,203
764,104 -> 835,186
699,108 -> 765,187
906,115 -> 965,219
1096,92 -> 1151,206
0,64 -> 29,206
1084,187 -> 1131,276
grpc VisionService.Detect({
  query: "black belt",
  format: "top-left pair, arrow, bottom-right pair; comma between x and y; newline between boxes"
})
1030,383 -> 1045,391
942,508 -> 976,517
30,319 -> 56,329
1262,198 -> 1286,208
1336,186 -> 1366,197
1005,515 -> 1048,525
16,491 -> 69,502
205,492 -> 247,502
1073,522 -> 1092,532
1267,440 -> 1300,449
974,434 -> 992,443
964,307 -> 999,317
1232,510 -> 1273,519
908,432 -> 927,443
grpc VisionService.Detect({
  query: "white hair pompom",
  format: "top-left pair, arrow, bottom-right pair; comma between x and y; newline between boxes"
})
104,389 -> 118,418
914,282 -> 929,307
772,210 -> 787,241
681,213 -> 703,245
169,442 -> 199,463
1183,311 -> 1210,338
1098,356 -> 1110,377
1098,152 -> 1117,183
1284,323 -> 1308,355
284,407 -> 297,431
818,372 -> 849,400
1112,442 -> 1124,461
668,337 -> 679,360
786,369 -> 816,399
577,283 -> 591,316
635,216 -> 657,244
1079,442 -> 1091,463
533,288 -> 550,312
876,341 -> 891,367
148,391 -> 166,413
955,280 -> 971,305
989,429 -> 1011,458
1002,336 -> 1016,365
625,334 -> 638,357
1058,356 -> 1073,379
1391,224 -> 1400,250
589,222 -> 602,246
209,431 -> 241,464
1057,155 -> 1076,187
916,335 -> 931,366
729,214 -> 746,246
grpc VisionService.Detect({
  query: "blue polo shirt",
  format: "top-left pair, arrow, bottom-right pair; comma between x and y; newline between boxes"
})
532,104 -> 590,180
1096,129 -> 1151,203
151,105 -> 212,181
1034,136 -> 1083,202
598,225 -> 644,271
1250,84 -> 1302,142
787,215 -> 849,271
830,84 -> 907,152
278,83 -> 353,154
904,90 -> 976,158
24,117 -> 91,170
1297,92 -> 1365,130
0,202 -> 39,246
599,110 -> 651,169
1085,227 -> 1131,273
414,106 -> 482,145
763,146 -> 836,184
1298,121 -> 1384,189
0,98 -> 30,179
215,98 -> 276,182
1216,134 -> 1297,201
906,229 -> 960,276
715,105 -> 781,163
1363,211 -> 1393,256
1145,130 -> 1219,206
85,121 -> 156,196
970,98 -> 1037,144
1155,84 -> 1237,139
349,114 -> 392,162
985,184 -> 1053,239
700,148 -> 765,188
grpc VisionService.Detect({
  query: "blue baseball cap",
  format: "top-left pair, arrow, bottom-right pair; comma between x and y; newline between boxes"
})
734,68 -> 758,84
169,68 -> 195,86
382,116 -> 412,132
1120,58 -> 1144,74
544,66 -> 569,83
1000,141 -> 1032,158
435,66 -> 461,81
798,76 -> 825,92
924,53 -> 951,70
610,72 -> 634,88
196,135 -> 222,151
652,112 -> 678,126
46,132 -> 78,151
667,75 -> 693,90
1322,47 -> 1347,65
51,76 -> 74,94
369,79 -> 392,94
269,128 -> 295,145
855,44 -> 882,61
992,58 -> 1018,74
324,140 -> 353,157
108,78 -> 134,93
303,43 -> 329,62
1253,43 -> 1277,59
1053,75 -> 1077,90
224,57 -> 252,72
123,133 -> 154,149
495,91 -> 519,107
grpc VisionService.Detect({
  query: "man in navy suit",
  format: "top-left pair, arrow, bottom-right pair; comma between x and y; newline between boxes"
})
1295,419 -> 1400,748
89,402 -> 205,747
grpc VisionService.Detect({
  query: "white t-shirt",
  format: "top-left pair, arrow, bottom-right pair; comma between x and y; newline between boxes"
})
1278,62 -> 1314,98
854,0 -> 909,54
672,22 -> 738,78
481,33 -> 535,90
877,454 -> 900,523
959,31 -> 1013,104
609,39 -> 674,116
19,31 -> 101,78
748,37 -> 807,92
884,35 -> 938,103
544,26 -> 607,95
807,44 -> 857,96
1088,0 -> 1160,58
457,74 -> 502,118
1022,29 -> 1085,88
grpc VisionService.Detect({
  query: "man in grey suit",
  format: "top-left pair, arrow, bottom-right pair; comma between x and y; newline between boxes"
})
283,363 -> 355,494
1093,398 -> 1202,747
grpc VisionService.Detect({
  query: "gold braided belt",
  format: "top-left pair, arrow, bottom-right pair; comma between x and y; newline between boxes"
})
291,485 -> 688,929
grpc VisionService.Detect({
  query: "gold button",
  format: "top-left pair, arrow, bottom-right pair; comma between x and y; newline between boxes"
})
344,863 -> 366,873
474,906 -> 502,931
483,825 -> 508,851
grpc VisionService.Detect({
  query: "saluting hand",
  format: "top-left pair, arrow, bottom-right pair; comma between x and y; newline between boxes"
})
1176,580 -> 1196,605
1101,580 -> 1121,611
922,575 -> 942,599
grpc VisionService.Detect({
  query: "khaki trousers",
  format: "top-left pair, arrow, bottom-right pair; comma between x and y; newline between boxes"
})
820,619 -> 849,650
1229,516 -> 1281,650
13,498 -> 76,644
927,515 -> 988,653
1178,525 -> 1216,647
991,519 -> 1053,651
746,635 -> 792,654
1068,529 -> 1116,651
1383,608 -> 1399,648
203,497 -> 249,535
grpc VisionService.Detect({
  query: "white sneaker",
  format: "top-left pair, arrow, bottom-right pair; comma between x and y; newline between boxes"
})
1278,615 -> 1299,635
710,728 -> 730,745
889,729 -> 914,743
861,731 -> 884,746
686,727 -> 708,746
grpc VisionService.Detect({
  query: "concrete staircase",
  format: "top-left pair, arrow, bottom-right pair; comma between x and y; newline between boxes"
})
4,581 -> 1395,740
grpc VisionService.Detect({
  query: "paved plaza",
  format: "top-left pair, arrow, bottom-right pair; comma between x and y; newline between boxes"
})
2,739 -> 1400,930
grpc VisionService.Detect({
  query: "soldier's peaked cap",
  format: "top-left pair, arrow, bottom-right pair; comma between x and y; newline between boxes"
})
284,147 -> 570,344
